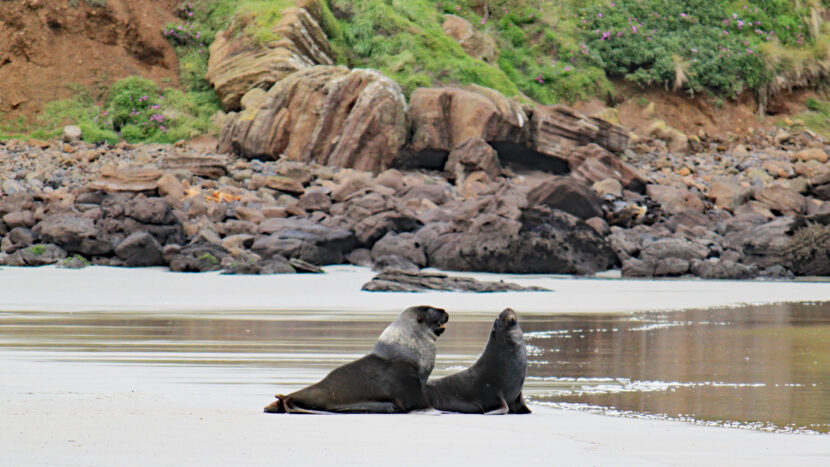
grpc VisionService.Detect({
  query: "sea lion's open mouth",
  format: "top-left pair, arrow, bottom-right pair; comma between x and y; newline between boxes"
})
434,323 -> 446,336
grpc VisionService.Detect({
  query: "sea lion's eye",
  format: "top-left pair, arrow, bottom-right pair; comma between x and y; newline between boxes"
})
417,316 -> 423,323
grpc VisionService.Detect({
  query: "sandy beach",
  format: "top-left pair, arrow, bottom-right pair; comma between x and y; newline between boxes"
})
1,265 -> 829,466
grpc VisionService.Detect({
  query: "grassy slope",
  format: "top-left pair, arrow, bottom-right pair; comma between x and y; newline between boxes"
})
3,0 -> 830,143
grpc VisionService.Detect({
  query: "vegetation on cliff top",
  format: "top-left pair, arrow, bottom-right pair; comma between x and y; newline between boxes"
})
3,0 -> 830,144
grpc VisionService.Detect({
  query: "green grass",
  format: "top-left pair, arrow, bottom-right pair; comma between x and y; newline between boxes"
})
790,96 -> 830,138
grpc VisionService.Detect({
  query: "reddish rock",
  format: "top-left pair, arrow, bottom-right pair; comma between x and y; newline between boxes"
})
205,1 -> 334,111
219,66 -> 407,173
444,138 -> 501,181
568,143 -> 646,191
404,85 -> 529,168
646,184 -> 704,215
755,186 -> 806,215
527,177 -> 604,219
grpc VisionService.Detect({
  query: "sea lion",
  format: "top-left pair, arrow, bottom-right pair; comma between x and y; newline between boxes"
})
426,308 -> 531,414
264,305 -> 449,414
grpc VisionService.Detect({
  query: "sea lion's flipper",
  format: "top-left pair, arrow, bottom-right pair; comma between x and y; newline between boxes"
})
508,392 -> 532,414
327,401 -> 404,413
484,395 -> 509,415
263,395 -> 287,413
264,395 -> 335,414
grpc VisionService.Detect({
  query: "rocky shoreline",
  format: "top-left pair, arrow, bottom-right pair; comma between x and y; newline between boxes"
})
3,0 -> 830,281
2,122 -> 830,280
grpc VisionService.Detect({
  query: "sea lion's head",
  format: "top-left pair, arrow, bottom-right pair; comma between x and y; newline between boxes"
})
492,308 -> 524,345
373,305 -> 449,383
407,305 -> 449,337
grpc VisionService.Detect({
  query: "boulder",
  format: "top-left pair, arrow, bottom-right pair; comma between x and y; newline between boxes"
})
444,138 -> 501,181
115,232 -> 164,267
528,106 -> 629,171
690,259 -> 758,279
362,270 -> 549,292
87,166 -> 163,193
795,148 -> 828,163
2,210 -> 35,229
161,154 -> 228,179
527,177 -> 604,219
205,0 -> 335,111
168,243 -> 229,273
37,214 -> 112,256
425,207 -> 618,274
403,85 -> 529,169
370,232 -> 427,268
646,184 -> 704,215
19,243 -> 67,266
755,186 -> 806,215
708,177 -> 752,211
61,125 -> 82,143
254,217 -> 355,264
568,143 -> 646,191
442,14 -> 497,62
219,66 -> 408,173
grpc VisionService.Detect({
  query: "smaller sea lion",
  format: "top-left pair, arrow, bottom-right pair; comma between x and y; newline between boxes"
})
264,305 -> 449,414
426,308 -> 530,414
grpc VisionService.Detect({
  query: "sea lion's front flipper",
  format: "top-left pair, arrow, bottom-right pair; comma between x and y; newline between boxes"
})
508,392 -> 532,414
484,395 -> 509,415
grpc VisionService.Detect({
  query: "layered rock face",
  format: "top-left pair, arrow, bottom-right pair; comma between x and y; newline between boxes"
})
218,66 -> 408,173
206,0 -> 334,111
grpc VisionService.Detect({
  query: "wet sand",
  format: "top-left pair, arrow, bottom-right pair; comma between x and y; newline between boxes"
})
1,265 -> 829,465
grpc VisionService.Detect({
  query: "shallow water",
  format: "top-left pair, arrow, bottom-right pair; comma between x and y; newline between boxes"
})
0,303 -> 828,433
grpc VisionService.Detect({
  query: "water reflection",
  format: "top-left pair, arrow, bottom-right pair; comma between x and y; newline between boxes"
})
0,303 -> 827,433
523,303 -> 830,434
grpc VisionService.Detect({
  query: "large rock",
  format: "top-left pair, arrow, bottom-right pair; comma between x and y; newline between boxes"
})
425,207 -> 618,274
362,270 -> 548,292
708,177 -> 753,211
525,105 -> 629,171
442,15 -> 498,63
568,144 -> 646,191
115,232 -> 164,267
219,66 -> 408,173
755,186 -> 806,215
205,0 -> 335,111
403,85 -> 529,169
527,177 -> 604,220
36,215 -> 112,256
646,184 -> 704,215
444,138 -> 501,181
253,217 -> 355,264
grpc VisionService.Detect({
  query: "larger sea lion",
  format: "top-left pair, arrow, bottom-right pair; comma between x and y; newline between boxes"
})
426,308 -> 531,414
264,305 -> 449,414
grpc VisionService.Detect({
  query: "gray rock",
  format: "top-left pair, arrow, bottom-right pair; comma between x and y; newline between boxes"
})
115,232 -> 164,267
361,270 -> 549,293
2,227 -> 36,254
58,255 -> 90,269
370,232 -> 427,268
690,259 -> 758,279
168,243 -> 229,272
254,217 -> 355,264
20,244 -> 68,266
37,214 -> 112,256
372,254 -> 420,273
426,207 -> 618,274
125,196 -> 176,225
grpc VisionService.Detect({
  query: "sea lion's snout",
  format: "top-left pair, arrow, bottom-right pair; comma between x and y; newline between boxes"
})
434,309 -> 449,336
498,308 -> 518,328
